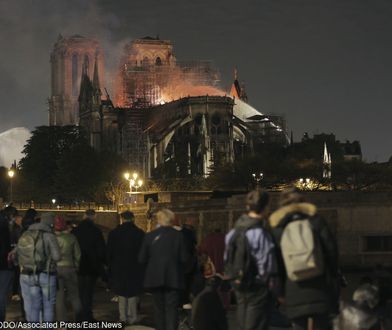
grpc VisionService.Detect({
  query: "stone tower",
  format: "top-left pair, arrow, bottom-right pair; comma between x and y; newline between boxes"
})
48,34 -> 104,126
114,36 -> 176,108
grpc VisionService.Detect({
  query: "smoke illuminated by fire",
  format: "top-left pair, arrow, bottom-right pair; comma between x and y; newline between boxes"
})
113,42 -> 227,108
159,84 -> 226,104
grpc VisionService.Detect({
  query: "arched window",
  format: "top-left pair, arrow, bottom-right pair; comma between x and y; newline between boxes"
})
72,54 -> 78,96
155,57 -> 162,66
142,57 -> 150,67
84,54 -> 90,74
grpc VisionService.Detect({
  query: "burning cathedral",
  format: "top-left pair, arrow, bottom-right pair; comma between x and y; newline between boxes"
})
48,35 -> 288,178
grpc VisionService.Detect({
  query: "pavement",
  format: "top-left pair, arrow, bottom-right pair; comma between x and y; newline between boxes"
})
5,282 -> 288,329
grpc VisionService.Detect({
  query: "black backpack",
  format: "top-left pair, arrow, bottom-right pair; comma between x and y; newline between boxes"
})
224,218 -> 261,290
17,230 -> 47,273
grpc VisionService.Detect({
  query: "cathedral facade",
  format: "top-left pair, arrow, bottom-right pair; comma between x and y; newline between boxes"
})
49,35 -> 288,178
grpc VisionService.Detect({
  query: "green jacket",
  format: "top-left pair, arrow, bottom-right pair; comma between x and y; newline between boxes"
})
55,232 -> 81,269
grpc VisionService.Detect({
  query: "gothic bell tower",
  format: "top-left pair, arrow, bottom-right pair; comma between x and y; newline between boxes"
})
48,34 -> 104,126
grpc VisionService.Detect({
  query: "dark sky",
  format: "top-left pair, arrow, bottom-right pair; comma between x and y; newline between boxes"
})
0,0 -> 391,161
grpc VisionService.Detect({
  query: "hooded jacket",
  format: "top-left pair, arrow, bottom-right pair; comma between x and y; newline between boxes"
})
269,202 -> 339,320
55,231 -> 81,269
17,222 -> 61,273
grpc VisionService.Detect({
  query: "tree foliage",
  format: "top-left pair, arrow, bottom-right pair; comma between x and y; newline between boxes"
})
16,126 -> 128,203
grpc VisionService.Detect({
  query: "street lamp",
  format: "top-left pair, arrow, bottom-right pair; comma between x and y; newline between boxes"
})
52,199 -> 56,209
298,178 -> 311,190
252,172 -> 264,189
8,169 -> 15,202
124,172 -> 143,193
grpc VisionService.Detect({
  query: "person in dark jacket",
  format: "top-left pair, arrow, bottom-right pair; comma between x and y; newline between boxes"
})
192,275 -> 228,330
72,209 -> 106,321
107,211 -> 145,326
181,218 -> 198,305
139,209 -> 189,330
268,188 -> 339,330
0,210 -> 13,321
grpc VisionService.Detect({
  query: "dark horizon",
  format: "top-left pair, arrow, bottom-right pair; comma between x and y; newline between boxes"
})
0,0 -> 391,161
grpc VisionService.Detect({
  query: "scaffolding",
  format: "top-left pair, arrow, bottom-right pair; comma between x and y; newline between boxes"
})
118,60 -> 221,109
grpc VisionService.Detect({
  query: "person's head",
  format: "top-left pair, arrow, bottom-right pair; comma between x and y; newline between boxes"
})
40,212 -> 55,229
3,205 -> 18,221
23,208 -> 38,221
120,210 -> 135,223
279,187 -> 305,207
246,190 -> 270,216
205,275 -> 223,290
84,209 -> 96,221
156,209 -> 175,227
353,283 -> 379,309
54,216 -> 67,232
14,214 -> 22,227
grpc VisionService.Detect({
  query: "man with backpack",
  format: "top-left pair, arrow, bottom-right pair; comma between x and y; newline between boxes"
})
225,190 -> 278,330
268,188 -> 339,330
17,212 -> 61,322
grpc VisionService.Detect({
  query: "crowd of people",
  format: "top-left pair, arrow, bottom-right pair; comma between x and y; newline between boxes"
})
0,187 -> 391,330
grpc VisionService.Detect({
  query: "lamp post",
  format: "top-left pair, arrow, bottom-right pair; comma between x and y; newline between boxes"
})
252,172 -> 264,189
124,172 -> 143,203
298,178 -> 311,190
51,198 -> 56,209
8,169 -> 15,202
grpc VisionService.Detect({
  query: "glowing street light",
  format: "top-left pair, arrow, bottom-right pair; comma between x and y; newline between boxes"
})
252,172 -> 264,189
8,169 -> 15,202
124,172 -> 143,193
298,178 -> 312,190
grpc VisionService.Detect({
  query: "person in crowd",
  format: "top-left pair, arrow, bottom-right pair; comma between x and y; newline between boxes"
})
0,210 -> 13,321
268,187 -> 339,330
181,217 -> 198,306
21,208 -> 39,231
107,211 -> 145,326
54,216 -> 82,321
9,214 -> 22,302
333,283 -> 382,330
199,228 -> 231,308
200,228 -> 225,275
17,212 -> 61,322
139,209 -> 189,330
192,275 -> 228,330
72,209 -> 106,321
225,190 -> 278,330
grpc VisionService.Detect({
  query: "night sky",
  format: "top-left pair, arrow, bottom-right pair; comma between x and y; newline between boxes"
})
0,0 -> 391,161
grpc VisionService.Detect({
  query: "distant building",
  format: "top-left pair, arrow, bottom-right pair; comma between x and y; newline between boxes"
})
297,132 -> 362,163
341,140 -> 362,161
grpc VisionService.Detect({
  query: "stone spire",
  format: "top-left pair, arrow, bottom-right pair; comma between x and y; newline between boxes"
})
92,55 -> 101,92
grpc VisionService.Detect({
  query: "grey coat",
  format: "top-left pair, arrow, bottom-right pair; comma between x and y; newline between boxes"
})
17,222 -> 61,273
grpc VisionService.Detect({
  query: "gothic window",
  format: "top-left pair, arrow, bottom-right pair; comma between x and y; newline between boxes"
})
72,54 -> 78,96
211,113 -> 221,125
155,57 -> 162,66
84,54 -> 90,75
142,57 -> 150,67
